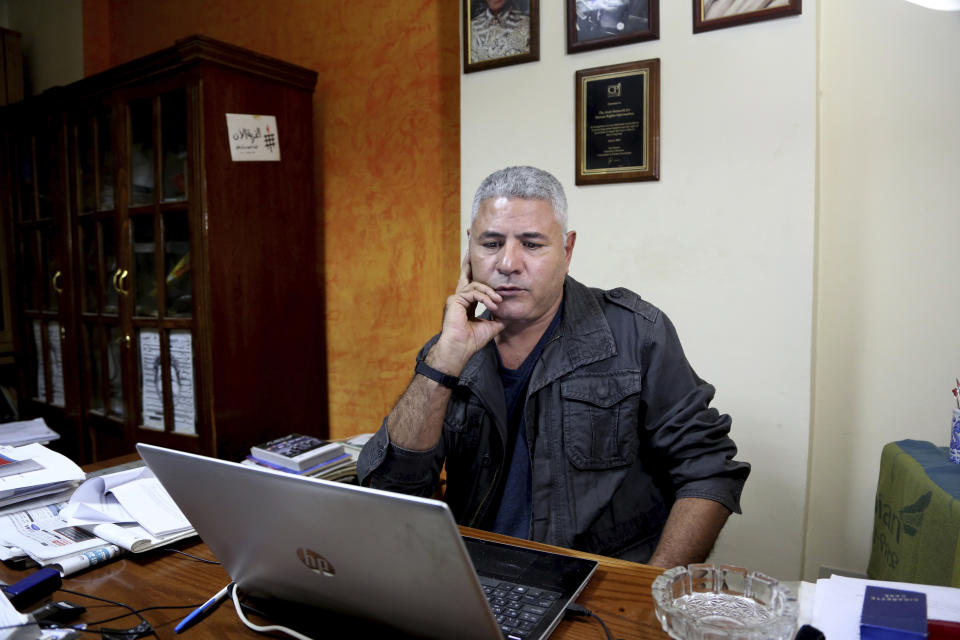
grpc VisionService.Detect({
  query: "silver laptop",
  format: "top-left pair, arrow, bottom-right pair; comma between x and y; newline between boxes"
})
137,443 -> 597,640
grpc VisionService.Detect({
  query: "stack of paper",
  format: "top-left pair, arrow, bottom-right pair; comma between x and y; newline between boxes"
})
60,466 -> 195,550
0,443 -> 84,508
0,418 -> 60,447
0,465 -> 196,576
0,500 -> 122,575
811,574 -> 960,640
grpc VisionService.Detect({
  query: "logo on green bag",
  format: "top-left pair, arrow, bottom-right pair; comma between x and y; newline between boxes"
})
873,491 -> 931,570
899,491 -> 931,536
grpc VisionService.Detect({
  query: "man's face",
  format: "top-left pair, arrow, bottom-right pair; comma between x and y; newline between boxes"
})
487,0 -> 508,13
469,197 -> 575,329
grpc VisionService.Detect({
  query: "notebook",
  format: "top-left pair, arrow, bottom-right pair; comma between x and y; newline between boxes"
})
136,443 -> 597,640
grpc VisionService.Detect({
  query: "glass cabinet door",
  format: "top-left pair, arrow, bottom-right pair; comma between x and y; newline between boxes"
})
127,89 -> 196,437
14,115 -> 68,408
74,104 -> 126,425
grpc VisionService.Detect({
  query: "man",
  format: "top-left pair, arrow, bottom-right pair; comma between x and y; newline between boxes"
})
470,0 -> 530,63
358,166 -> 750,567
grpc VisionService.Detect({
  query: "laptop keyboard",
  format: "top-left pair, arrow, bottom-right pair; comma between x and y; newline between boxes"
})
478,575 -> 561,639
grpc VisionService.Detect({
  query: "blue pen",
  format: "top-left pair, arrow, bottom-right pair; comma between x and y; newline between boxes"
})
174,583 -> 233,634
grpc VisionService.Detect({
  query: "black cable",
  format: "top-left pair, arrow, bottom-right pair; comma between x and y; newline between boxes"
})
59,588 -> 147,626
164,548 -> 221,564
55,588 -> 204,628
565,603 -> 614,640
70,603 -> 199,627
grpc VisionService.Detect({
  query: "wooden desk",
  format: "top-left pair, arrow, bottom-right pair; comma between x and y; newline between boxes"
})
0,457 -> 670,639
0,531 -> 668,639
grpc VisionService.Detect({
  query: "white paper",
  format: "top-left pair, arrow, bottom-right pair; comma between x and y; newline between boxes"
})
811,574 -> 960,640
46,322 -> 65,407
0,489 -> 74,517
169,330 -> 196,434
59,467 -> 142,525
87,522 -> 192,553
796,581 -> 816,628
138,330 -> 196,433
0,418 -> 60,447
0,580 -> 37,639
0,510 -> 105,561
109,475 -> 192,536
62,467 -> 191,538
138,329 -> 164,429
225,113 -> 281,161
0,444 -> 85,501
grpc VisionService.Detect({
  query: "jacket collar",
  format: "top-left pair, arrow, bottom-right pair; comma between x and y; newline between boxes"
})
459,276 -> 617,402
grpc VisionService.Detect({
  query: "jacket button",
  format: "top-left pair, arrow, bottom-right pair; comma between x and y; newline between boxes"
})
610,289 -> 621,298
481,454 -> 491,467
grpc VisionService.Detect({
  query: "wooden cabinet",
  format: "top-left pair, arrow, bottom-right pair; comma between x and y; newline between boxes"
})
0,36 -> 326,463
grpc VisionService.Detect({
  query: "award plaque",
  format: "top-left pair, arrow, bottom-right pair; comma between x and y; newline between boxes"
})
575,59 -> 660,185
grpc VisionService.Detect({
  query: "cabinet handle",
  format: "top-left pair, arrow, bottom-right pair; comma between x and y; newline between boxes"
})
114,269 -> 130,297
115,334 -> 131,349
60,325 -> 66,341
52,270 -> 63,295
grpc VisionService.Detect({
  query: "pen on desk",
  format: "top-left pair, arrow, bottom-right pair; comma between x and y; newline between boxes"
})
174,582 -> 234,634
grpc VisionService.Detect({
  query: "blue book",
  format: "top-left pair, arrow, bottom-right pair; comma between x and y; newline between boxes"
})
246,453 -> 351,475
860,586 -> 927,640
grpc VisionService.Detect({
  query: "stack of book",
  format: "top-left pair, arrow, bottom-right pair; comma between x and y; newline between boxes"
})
245,434 -> 357,483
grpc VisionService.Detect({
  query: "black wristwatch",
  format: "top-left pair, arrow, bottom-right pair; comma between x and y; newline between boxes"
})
415,361 -> 459,389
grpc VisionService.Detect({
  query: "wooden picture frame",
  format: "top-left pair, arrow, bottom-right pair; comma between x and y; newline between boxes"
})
463,0 -> 540,73
693,0 -> 801,33
567,0 -> 659,54
575,59 -> 660,185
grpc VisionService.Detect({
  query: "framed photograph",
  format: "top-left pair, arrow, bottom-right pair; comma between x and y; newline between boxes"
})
575,59 -> 660,185
463,0 -> 540,73
567,0 -> 659,54
693,0 -> 801,33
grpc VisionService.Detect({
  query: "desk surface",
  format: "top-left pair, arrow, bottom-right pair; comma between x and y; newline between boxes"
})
0,457 -> 670,639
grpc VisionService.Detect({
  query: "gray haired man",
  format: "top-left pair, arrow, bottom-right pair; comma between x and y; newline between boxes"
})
358,166 -> 750,567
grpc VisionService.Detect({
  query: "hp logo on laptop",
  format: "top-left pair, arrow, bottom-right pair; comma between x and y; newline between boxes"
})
297,548 -> 336,577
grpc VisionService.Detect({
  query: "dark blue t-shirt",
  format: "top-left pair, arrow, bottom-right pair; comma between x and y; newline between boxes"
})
489,304 -> 563,538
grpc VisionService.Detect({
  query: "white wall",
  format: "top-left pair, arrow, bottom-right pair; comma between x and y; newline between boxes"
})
0,0 -> 83,94
806,0 -> 960,580
462,3 -> 816,579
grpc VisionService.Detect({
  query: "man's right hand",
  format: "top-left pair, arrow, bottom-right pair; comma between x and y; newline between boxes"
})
385,253 -> 505,451
426,252 -> 505,376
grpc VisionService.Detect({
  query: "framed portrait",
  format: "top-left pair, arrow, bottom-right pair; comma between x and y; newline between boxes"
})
567,0 -> 659,54
693,0 -> 801,33
575,59 -> 660,185
463,0 -> 540,73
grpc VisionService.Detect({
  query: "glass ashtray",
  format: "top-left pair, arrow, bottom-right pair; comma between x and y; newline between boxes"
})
651,563 -> 798,640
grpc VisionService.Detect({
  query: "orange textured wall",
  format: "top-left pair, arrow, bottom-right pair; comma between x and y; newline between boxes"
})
82,0 -> 460,440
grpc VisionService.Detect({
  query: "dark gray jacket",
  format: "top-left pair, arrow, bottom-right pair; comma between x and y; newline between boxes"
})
357,276 -> 750,561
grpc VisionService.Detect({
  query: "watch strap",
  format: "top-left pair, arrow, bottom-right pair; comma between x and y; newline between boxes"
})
415,361 -> 459,389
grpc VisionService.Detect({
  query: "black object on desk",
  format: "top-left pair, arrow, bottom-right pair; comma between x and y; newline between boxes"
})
28,600 -> 86,624
795,624 -> 825,640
